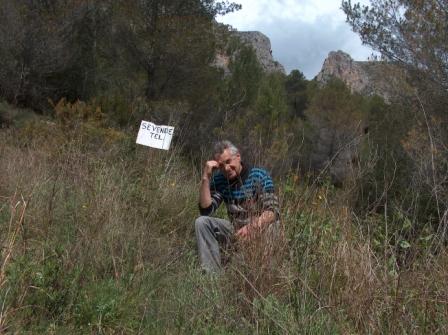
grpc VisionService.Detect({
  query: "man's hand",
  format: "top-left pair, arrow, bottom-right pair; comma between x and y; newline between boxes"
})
235,224 -> 254,240
235,211 -> 276,241
202,160 -> 219,180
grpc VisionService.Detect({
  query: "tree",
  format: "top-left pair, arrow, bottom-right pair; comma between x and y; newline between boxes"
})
342,0 -> 448,92
305,79 -> 368,184
0,0 -> 114,108
113,0 -> 240,101
0,0 -> 241,110
224,39 -> 264,111
284,70 -> 308,118
343,0 -> 448,238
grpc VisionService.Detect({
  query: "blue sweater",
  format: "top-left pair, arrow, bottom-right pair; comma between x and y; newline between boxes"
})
199,164 -> 280,228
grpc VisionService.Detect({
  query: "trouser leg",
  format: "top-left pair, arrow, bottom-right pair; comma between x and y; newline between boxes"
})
194,216 -> 233,272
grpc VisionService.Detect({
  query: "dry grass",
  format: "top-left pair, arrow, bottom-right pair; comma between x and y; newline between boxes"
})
0,116 -> 447,333
280,181 -> 448,334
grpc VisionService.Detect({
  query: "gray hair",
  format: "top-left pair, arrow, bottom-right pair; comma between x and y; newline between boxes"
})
213,140 -> 239,156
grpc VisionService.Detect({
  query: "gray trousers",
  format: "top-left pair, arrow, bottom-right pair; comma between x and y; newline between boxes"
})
194,216 -> 234,272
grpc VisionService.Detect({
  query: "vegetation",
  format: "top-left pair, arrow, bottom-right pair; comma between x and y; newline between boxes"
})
343,0 -> 448,252
1,107 -> 447,333
0,0 -> 447,333
342,0 -> 448,91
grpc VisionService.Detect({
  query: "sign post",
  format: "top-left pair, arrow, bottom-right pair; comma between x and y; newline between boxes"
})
136,121 -> 174,150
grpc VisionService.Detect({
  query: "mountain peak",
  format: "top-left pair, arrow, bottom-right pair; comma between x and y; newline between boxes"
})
213,29 -> 285,75
316,50 -> 411,102
233,31 -> 285,74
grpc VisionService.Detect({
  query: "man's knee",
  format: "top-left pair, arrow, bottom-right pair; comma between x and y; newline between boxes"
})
195,216 -> 210,232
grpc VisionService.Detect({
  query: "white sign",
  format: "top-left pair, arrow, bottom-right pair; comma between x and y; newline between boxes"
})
136,121 -> 174,150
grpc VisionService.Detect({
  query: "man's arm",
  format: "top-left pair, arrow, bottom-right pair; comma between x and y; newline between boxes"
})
235,210 -> 276,238
199,176 -> 212,209
199,160 -> 218,208
199,160 -> 222,215
235,170 -> 280,239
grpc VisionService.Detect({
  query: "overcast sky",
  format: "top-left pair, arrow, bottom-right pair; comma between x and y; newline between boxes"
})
216,0 -> 374,79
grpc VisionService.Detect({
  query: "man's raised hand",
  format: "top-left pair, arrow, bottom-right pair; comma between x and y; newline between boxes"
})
202,160 -> 219,180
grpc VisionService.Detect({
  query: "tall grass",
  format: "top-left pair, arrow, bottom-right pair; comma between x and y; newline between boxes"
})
0,112 -> 447,333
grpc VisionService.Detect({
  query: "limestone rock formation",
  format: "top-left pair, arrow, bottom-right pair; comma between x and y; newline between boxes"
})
316,51 -> 369,93
234,31 -> 285,74
213,30 -> 285,75
316,50 -> 409,103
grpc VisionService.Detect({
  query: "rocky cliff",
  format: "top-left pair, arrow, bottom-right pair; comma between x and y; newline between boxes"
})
213,30 -> 285,75
316,50 -> 409,103
234,31 -> 285,74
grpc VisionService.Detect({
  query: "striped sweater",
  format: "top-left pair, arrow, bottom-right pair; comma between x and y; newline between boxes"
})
199,164 -> 280,229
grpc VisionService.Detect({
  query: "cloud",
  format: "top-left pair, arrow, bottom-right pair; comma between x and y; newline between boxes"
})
217,0 -> 374,78
263,16 -> 374,78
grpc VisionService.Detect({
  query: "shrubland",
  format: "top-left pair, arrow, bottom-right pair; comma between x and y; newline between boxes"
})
0,0 -> 447,333
0,92 -> 447,333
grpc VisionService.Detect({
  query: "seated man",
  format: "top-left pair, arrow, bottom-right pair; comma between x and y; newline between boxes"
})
195,140 -> 280,272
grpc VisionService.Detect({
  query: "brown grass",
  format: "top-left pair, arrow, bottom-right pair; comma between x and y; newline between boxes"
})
0,115 -> 447,333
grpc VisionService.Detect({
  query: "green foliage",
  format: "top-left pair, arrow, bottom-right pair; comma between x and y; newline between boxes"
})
301,79 -> 368,183
4,252 -> 82,330
225,39 -> 264,108
115,1 -> 218,100
356,97 -> 409,206
218,68 -> 304,172
285,69 -> 308,118
342,0 -> 448,91
343,1 -> 448,238
74,279 -> 126,329
0,0 -> 238,113
0,100 -> 43,129
355,95 -> 445,245
0,0 -> 103,108
306,78 -> 367,131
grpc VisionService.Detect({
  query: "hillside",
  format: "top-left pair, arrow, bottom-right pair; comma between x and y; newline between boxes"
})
1,98 -> 447,333
1,0 -> 448,333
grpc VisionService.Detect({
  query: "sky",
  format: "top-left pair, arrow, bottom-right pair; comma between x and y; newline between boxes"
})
216,0 -> 374,79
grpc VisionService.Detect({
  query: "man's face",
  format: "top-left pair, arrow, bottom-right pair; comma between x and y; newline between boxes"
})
215,148 -> 242,180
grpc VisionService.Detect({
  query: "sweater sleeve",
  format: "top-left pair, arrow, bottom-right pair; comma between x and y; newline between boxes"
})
198,175 -> 224,216
199,190 -> 223,216
259,171 -> 280,220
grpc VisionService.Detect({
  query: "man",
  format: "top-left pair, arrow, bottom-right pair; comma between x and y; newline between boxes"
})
195,140 -> 280,272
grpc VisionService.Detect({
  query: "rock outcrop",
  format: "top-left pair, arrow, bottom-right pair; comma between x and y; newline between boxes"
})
234,31 -> 285,74
316,51 -> 369,93
316,50 -> 409,103
213,30 -> 285,75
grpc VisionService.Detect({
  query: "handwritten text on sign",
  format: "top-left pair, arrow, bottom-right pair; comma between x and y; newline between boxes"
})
136,121 -> 174,150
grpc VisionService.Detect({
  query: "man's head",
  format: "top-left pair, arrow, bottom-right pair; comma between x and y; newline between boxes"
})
213,140 -> 242,180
